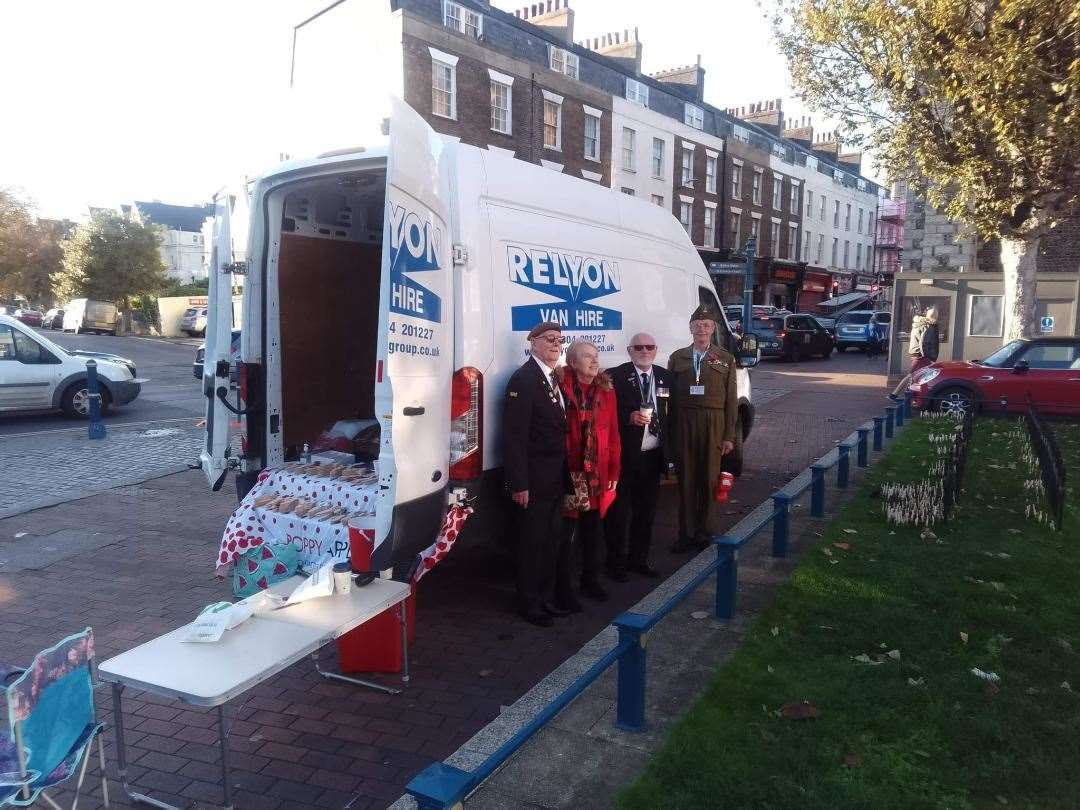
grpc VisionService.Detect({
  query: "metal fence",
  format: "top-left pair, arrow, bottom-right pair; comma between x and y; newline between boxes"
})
1025,400 -> 1067,531
404,395 -> 916,809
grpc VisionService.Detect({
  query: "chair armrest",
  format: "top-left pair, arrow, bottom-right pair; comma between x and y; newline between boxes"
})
0,769 -> 41,787
0,664 -> 25,686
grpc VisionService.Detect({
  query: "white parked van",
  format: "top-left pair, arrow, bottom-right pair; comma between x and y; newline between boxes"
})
200,100 -> 758,572
63,299 -> 119,335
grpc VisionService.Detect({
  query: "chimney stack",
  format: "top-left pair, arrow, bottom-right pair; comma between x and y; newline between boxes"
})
516,0 -> 575,43
577,26 -> 642,73
649,55 -> 705,103
812,131 -> 842,162
838,151 -> 863,173
782,115 -> 814,148
724,97 -> 784,135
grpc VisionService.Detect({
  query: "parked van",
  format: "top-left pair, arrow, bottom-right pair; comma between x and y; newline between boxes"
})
63,299 -> 119,335
200,100 -> 759,572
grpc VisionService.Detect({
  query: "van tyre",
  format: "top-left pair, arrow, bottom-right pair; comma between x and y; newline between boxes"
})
61,382 -> 110,418
722,416 -> 745,477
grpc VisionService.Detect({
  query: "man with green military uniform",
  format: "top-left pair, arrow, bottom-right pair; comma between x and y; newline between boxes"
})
666,304 -> 738,552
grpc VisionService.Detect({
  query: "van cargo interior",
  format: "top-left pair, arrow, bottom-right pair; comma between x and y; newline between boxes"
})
276,170 -> 385,459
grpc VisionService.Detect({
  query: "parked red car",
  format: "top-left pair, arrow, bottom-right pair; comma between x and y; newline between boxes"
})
13,308 -> 43,328
909,337 -> 1080,416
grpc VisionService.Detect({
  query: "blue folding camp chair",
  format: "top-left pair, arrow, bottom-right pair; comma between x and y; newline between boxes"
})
0,628 -> 109,808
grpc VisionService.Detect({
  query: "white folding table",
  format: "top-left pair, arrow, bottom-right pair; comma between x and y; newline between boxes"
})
97,577 -> 411,810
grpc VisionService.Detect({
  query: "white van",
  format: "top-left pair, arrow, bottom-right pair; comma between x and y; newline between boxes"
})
200,100 -> 758,572
63,299 -> 119,335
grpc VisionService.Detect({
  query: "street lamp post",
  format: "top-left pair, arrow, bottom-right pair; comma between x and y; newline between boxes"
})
742,236 -> 756,332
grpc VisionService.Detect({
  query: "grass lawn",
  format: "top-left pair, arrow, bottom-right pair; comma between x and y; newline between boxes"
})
619,417 -> 1080,810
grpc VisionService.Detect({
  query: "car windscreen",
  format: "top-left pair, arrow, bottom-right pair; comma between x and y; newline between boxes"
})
752,318 -> 784,335
183,308 -> 198,317
838,313 -> 872,325
980,340 -> 1024,368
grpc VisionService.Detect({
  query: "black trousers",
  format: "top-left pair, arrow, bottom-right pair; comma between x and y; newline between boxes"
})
516,493 -> 573,613
571,508 -> 604,588
605,449 -> 662,571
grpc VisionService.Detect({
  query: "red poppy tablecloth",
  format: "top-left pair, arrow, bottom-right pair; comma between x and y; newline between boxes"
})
215,465 -> 377,576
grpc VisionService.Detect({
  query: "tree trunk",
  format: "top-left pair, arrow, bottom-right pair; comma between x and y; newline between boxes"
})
1000,231 -> 1039,342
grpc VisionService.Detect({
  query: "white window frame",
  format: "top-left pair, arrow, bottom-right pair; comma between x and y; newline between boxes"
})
488,69 -> 513,135
429,48 -> 458,120
625,78 -> 649,107
803,229 -> 811,260
789,223 -> 799,260
820,195 -> 826,221
679,201 -> 692,234
681,149 -> 693,187
806,190 -> 813,218
703,204 -> 716,248
856,242 -> 862,270
752,169 -> 763,204
772,176 -> 783,210
750,217 -> 760,254
542,90 -> 563,151
816,234 -> 824,263
769,220 -> 780,256
831,237 -> 838,266
790,185 -> 798,215
443,0 -> 482,38
549,46 -> 579,79
834,199 -> 841,227
845,203 -> 852,231
858,207 -> 864,234
843,239 -> 850,268
651,138 -> 664,179
705,155 -> 717,194
622,127 -> 636,171
651,194 -> 665,207
684,103 -> 704,130
731,164 -> 742,199
583,105 -> 602,162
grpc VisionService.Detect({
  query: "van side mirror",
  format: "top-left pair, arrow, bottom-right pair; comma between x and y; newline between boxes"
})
1012,359 -> 1029,374
736,333 -> 760,368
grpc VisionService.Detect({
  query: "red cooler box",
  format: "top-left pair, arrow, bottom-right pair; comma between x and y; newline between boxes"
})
337,584 -> 416,673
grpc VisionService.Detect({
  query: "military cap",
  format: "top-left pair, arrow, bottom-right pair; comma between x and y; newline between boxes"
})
527,321 -> 563,340
689,304 -> 718,322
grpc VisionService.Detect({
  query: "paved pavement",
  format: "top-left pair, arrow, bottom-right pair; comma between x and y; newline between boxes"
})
0,351 -> 889,809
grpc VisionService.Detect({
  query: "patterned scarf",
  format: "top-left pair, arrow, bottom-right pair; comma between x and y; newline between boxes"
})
572,379 -> 601,500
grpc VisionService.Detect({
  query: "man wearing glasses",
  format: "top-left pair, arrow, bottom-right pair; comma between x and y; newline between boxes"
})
667,305 -> 738,552
604,333 -> 671,581
503,321 -> 572,627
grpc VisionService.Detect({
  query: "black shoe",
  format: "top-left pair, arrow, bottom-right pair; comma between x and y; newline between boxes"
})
887,393 -> 900,402
580,580 -> 609,602
519,609 -> 553,627
554,596 -> 584,613
630,563 -> 661,578
543,602 -> 572,617
606,566 -> 629,583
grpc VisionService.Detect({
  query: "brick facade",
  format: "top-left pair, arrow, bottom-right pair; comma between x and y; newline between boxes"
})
401,28 -> 612,185
671,135 -> 722,249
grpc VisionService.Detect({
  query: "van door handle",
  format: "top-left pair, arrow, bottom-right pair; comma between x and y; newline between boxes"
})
403,406 -> 425,416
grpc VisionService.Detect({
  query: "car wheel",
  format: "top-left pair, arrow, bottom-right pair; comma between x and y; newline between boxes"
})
721,416 -> 744,477
788,343 -> 801,363
821,344 -> 833,359
935,386 -> 975,417
61,382 -> 112,418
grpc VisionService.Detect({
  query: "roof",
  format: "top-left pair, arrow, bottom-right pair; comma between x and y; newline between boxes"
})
817,291 -> 879,310
133,201 -> 213,232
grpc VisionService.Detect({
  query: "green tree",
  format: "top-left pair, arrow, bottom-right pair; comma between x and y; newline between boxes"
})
769,0 -> 1080,340
56,211 -> 169,308
0,189 -> 63,306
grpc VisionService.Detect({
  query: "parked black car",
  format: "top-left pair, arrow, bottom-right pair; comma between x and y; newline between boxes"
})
42,308 -> 65,329
753,313 -> 834,361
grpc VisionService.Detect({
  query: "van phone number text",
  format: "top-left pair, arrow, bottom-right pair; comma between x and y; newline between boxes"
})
388,320 -> 440,357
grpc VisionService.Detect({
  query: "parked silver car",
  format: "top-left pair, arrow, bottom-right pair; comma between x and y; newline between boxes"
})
180,307 -> 208,337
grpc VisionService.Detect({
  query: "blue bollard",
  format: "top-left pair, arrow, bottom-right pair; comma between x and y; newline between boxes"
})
86,360 -> 106,440
895,399 -> 905,428
872,416 -> 884,451
810,464 -> 826,517
714,540 -> 739,620
613,613 -> 649,732
406,762 -> 472,809
837,444 -> 850,488
856,427 -> 870,467
885,406 -> 896,438
771,492 -> 792,557
904,391 -> 914,420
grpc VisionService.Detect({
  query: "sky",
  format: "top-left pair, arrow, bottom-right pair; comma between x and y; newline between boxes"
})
0,0 -> 864,221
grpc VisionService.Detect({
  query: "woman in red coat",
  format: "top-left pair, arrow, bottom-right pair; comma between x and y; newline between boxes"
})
557,339 -> 621,607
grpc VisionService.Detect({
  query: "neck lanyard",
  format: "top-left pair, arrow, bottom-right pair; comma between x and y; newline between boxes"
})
692,351 -> 703,384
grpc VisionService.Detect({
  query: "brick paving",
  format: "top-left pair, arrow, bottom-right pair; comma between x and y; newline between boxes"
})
0,354 -> 888,809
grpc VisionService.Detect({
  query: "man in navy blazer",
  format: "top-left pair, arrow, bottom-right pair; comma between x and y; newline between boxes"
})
503,321 -> 572,627
603,333 -> 671,580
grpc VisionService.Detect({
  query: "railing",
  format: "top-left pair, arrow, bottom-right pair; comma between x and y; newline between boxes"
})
1025,399 -> 1066,530
403,393 -> 917,809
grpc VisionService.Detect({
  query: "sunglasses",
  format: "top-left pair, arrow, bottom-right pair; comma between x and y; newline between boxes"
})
534,334 -> 562,344
630,344 -> 656,351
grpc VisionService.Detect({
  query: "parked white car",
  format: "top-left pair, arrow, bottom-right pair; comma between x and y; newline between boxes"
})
0,314 -> 144,417
180,307 -> 208,336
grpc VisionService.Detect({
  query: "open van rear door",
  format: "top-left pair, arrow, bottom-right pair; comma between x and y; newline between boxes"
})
372,98 -> 457,561
200,194 -> 238,490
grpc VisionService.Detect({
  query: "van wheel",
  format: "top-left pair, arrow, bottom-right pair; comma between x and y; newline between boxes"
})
722,417 -> 744,477
61,382 -> 111,418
